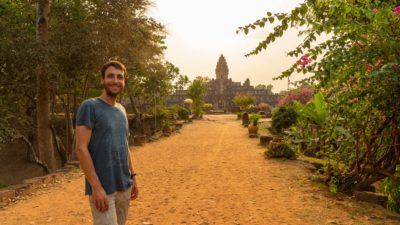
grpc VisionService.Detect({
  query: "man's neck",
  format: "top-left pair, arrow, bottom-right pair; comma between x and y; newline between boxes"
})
99,93 -> 117,106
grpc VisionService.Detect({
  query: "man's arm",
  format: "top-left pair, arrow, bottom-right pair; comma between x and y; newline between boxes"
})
127,147 -> 138,200
76,125 -> 108,212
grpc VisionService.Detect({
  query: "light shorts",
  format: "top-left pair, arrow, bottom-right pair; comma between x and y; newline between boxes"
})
89,186 -> 132,225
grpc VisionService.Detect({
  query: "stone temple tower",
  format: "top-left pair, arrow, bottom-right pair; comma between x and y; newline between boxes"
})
215,54 -> 229,80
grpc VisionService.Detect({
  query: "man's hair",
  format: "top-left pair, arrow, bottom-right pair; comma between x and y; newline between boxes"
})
101,60 -> 127,79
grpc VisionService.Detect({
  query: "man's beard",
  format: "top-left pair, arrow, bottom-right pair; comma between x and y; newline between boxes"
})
104,85 -> 122,97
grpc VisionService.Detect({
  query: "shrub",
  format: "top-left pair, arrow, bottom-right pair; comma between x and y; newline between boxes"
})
277,86 -> 314,107
272,106 -> 297,132
233,94 -> 256,110
177,107 -> 190,120
161,119 -> 171,129
258,102 -> 270,111
381,166 -> 400,212
249,112 -> 261,126
203,103 -> 213,113
151,107 -> 172,119
264,143 -> 296,159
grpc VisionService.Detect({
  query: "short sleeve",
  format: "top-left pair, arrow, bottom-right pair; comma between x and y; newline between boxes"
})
76,100 -> 95,129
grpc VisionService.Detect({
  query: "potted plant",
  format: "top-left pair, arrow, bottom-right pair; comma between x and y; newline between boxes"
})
248,113 -> 261,136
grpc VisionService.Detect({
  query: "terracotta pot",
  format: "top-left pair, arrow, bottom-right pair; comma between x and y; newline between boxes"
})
268,140 -> 282,149
133,135 -> 146,146
248,124 -> 258,134
260,135 -> 273,146
163,126 -> 171,133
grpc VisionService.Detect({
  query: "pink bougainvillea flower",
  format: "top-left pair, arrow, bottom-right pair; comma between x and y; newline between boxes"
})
348,75 -> 354,82
394,5 -> 400,15
296,54 -> 312,68
375,59 -> 384,67
277,87 -> 314,106
373,8 -> 378,13
366,64 -> 375,72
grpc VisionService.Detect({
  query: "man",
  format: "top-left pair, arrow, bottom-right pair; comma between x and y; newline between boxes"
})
76,61 -> 138,225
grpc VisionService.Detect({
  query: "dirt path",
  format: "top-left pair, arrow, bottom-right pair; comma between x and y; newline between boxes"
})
0,115 -> 399,225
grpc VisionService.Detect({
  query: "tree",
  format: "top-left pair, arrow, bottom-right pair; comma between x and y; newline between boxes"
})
0,0 -> 175,169
266,84 -> 273,94
188,77 -> 207,117
238,0 -> 400,206
36,0 -> 56,171
255,84 -> 267,89
233,94 -> 256,111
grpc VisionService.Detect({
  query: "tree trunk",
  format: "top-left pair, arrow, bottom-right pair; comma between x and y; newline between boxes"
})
15,135 -> 50,174
36,0 -> 56,171
65,90 -> 74,160
125,83 -> 145,134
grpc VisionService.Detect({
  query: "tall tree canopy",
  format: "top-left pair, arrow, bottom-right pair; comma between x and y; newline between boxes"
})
0,0 -> 183,168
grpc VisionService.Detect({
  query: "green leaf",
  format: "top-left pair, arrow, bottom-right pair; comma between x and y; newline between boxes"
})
268,17 -> 275,23
314,91 -> 328,123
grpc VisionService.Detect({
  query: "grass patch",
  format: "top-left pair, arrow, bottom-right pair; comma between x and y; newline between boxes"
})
0,182 -> 9,189
298,154 -> 326,165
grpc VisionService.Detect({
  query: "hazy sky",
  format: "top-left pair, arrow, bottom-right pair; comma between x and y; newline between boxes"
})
149,0 -> 305,92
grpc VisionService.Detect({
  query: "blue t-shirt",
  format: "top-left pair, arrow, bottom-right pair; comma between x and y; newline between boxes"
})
76,97 -> 133,195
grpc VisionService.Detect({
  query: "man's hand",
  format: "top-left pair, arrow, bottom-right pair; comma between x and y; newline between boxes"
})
131,182 -> 139,200
92,186 -> 109,212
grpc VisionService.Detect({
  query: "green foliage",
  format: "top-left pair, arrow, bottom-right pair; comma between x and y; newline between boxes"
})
0,0 -> 174,145
161,119 -> 171,129
203,103 -> 213,113
249,113 -> 261,126
255,84 -> 267,89
0,182 -> 9,189
151,107 -> 173,120
265,143 -> 296,159
188,77 -> 207,117
382,166 -> 400,212
239,0 -> 400,206
293,91 -> 328,125
233,94 -> 256,110
272,106 -> 297,132
177,107 -> 190,120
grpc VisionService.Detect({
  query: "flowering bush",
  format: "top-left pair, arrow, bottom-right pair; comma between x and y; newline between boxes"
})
257,102 -> 270,111
394,5 -> 400,15
240,0 -> 400,211
277,87 -> 314,107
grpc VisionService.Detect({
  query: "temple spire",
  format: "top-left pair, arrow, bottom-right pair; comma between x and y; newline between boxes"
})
215,54 -> 229,80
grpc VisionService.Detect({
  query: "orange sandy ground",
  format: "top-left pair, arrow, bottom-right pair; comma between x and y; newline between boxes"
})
0,115 -> 399,225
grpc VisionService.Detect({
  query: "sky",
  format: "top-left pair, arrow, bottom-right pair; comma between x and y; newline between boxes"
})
149,0 -> 306,92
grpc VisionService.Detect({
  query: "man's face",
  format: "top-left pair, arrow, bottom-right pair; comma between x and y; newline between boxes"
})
101,66 -> 125,97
